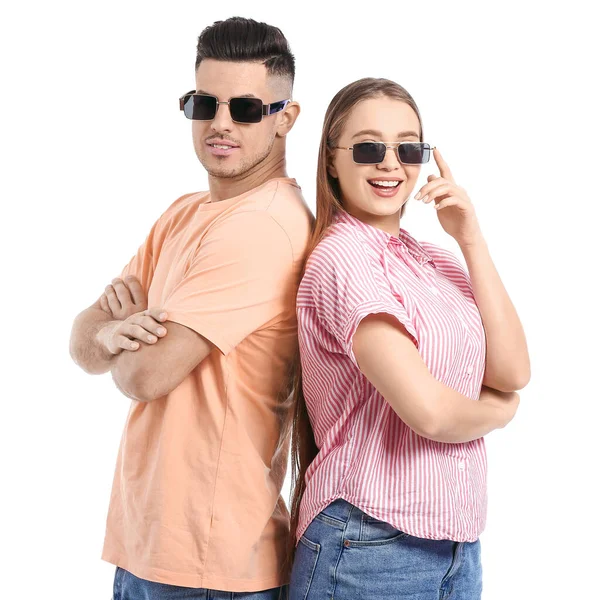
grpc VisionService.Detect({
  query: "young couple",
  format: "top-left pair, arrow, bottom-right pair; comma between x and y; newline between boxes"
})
69,16 -> 530,600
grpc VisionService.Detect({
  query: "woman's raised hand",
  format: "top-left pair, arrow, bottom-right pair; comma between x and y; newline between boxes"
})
414,148 -> 483,247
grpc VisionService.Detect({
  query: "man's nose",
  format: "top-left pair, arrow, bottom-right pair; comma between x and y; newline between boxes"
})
210,102 -> 234,133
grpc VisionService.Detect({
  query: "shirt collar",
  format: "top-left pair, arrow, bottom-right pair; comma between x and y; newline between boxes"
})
334,209 -> 436,267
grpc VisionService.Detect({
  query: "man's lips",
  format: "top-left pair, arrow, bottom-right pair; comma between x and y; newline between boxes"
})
206,139 -> 240,156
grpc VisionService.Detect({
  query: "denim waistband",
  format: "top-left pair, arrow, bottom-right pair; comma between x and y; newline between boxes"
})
320,498 -> 367,523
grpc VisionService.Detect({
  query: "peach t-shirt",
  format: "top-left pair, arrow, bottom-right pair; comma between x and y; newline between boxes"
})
101,178 -> 313,591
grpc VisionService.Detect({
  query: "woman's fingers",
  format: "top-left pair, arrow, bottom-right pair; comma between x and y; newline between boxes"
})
421,182 -> 455,204
433,148 -> 455,183
434,197 -> 460,211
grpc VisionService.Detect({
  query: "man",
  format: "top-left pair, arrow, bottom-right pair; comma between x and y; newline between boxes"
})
69,17 -> 312,599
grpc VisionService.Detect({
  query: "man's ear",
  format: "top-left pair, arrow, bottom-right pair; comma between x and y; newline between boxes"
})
276,101 -> 300,137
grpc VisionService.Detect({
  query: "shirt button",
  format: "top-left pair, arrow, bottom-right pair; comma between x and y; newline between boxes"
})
466,365 -> 473,375
429,286 -> 438,295
458,461 -> 466,471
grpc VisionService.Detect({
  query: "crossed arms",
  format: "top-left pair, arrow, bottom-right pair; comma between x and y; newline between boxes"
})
69,275 -> 214,403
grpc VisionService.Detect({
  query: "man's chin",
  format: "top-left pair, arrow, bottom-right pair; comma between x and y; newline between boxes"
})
197,142 -> 273,181
205,167 -> 244,179
202,160 -> 247,179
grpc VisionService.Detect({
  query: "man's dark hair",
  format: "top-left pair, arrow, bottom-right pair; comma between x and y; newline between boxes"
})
195,17 -> 295,86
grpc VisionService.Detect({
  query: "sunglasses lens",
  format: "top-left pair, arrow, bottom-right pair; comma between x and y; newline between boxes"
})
229,98 -> 263,123
183,95 -> 217,120
398,142 -> 431,164
353,142 -> 386,164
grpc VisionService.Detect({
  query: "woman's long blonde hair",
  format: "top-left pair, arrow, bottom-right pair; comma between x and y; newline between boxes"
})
284,77 -> 424,572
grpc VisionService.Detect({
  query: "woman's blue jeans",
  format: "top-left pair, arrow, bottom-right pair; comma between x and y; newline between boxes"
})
290,498 -> 482,600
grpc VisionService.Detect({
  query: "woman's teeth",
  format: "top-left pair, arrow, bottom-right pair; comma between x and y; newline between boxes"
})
368,180 -> 400,188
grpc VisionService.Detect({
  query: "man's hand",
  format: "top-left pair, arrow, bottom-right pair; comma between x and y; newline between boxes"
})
101,276 -> 148,320
98,308 -> 169,356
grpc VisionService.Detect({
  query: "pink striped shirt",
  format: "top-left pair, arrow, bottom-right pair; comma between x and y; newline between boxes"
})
296,209 -> 487,544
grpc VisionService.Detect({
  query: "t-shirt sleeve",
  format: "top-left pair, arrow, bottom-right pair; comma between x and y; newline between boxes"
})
161,211 -> 294,355
305,238 -> 419,368
118,230 -> 156,296
117,194 -> 196,293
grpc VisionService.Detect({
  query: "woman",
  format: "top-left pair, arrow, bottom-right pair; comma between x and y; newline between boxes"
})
287,78 -> 530,599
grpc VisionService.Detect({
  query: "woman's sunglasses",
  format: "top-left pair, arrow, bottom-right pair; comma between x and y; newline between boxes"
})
334,141 -> 434,165
179,91 -> 290,124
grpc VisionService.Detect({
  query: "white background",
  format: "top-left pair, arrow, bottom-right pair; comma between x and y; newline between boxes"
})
1,1 -> 599,598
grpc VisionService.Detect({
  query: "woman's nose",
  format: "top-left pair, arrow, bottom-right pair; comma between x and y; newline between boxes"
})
378,146 -> 402,171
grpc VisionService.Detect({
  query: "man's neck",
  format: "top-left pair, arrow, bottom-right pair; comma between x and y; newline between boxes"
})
207,156 -> 289,203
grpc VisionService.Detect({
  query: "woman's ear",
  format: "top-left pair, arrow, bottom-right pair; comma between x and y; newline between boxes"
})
327,157 -> 338,179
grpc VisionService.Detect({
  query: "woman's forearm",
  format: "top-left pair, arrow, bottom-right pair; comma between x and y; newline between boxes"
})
354,314 -> 519,446
423,384 -> 518,444
460,236 -> 530,392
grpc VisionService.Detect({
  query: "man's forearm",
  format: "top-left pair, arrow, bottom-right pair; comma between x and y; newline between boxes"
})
69,306 -> 119,375
110,321 -> 215,403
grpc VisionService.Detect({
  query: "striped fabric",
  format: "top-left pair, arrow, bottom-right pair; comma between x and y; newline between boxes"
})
296,209 -> 487,544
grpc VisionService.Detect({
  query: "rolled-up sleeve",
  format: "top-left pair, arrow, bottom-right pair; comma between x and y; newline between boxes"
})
303,236 -> 418,368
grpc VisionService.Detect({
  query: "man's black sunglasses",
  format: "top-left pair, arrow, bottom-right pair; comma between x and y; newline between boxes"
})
179,91 -> 290,124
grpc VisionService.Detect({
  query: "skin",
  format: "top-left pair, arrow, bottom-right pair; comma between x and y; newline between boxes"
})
192,58 -> 300,201
328,97 -> 423,235
330,95 -> 530,442
69,60 -> 301,402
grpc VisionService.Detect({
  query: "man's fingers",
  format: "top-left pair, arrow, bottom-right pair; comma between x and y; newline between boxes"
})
99,294 -> 111,315
117,334 -> 139,352
125,276 -> 147,307
112,278 -> 133,307
144,307 -> 169,323
105,284 -> 122,314
123,323 -> 159,345
130,314 -> 168,338
140,315 -> 167,337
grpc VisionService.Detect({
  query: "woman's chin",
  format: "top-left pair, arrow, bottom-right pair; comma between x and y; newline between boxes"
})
364,199 -> 407,217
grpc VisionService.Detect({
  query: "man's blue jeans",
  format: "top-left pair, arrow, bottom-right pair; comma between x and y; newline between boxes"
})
113,566 -> 288,600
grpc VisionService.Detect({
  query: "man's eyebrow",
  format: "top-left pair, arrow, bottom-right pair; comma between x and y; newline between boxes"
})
195,89 -> 258,99
351,129 -> 420,140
